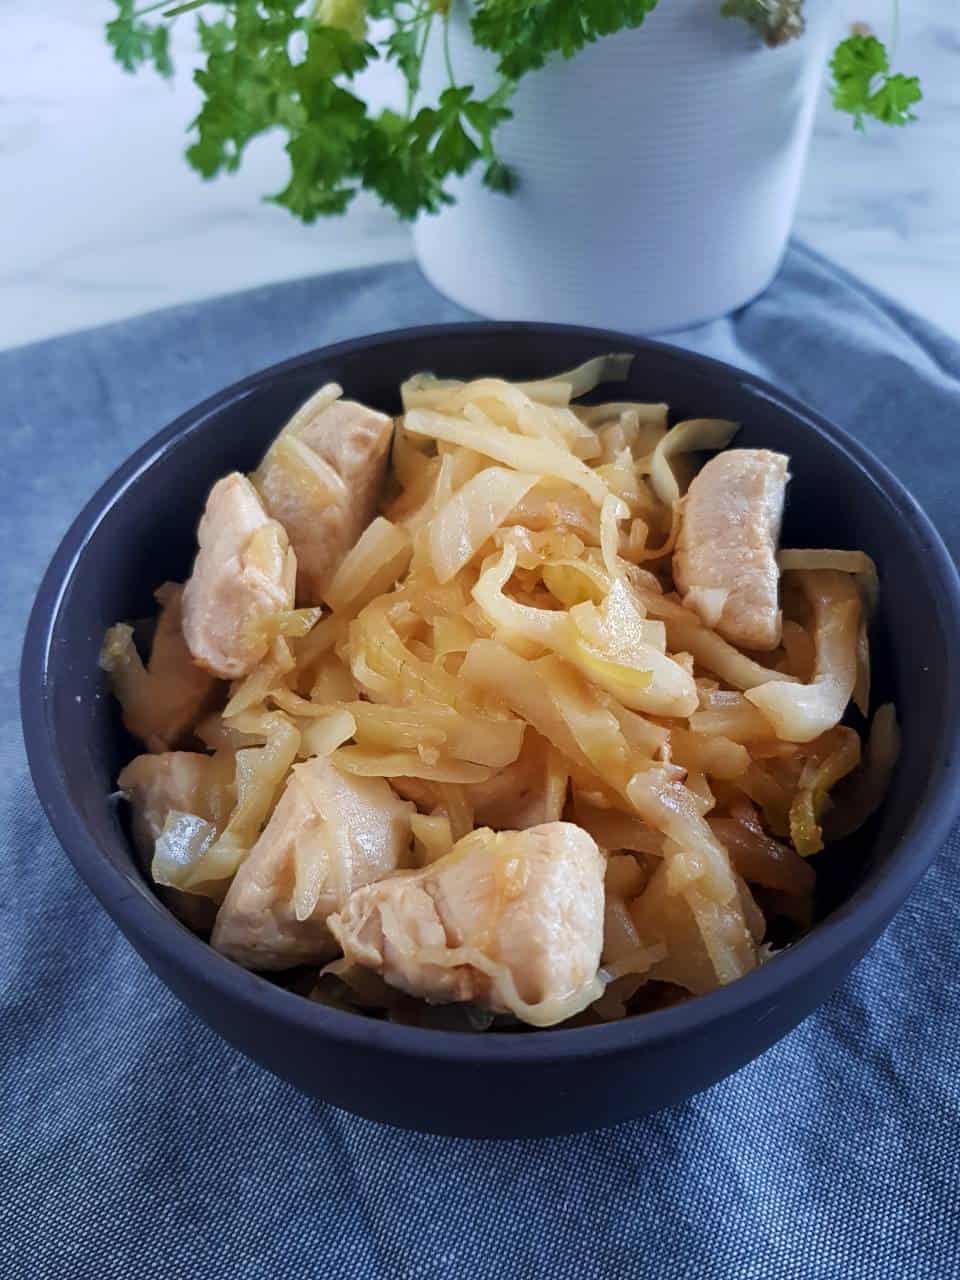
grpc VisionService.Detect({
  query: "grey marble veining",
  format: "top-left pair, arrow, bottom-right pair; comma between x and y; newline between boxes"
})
1,0 -> 956,350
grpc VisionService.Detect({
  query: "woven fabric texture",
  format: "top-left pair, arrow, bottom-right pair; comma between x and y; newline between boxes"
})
2,245 -> 959,1279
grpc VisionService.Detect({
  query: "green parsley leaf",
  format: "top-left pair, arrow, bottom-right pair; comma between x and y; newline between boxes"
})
363,109 -> 453,218
830,34 -> 922,131
868,72 -> 924,127
106,2 -> 925,227
185,2 -> 305,180
434,115 -> 481,175
384,21 -> 422,95
196,16 -> 233,57
483,157 -> 516,195
463,94 -> 512,138
107,0 -> 175,76
151,26 -> 174,77
471,0 -> 659,80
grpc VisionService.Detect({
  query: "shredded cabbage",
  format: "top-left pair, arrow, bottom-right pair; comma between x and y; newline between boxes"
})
778,549 -> 878,715
708,812 -> 815,896
428,467 -> 538,583
104,359 -> 895,1032
152,810 -> 219,891
471,544 -> 697,717
626,768 -> 740,907
518,352 -> 634,401
824,704 -> 900,840
746,571 -> 860,743
788,727 -> 862,856
410,812 -> 455,866
182,713 -> 300,890
345,700 -> 523,769
404,408 -> 609,506
324,517 -> 412,614
299,709 -> 357,758
279,382 -> 343,440
629,862 -> 756,995
778,548 -> 878,614
332,746 -> 494,784
635,586 -> 799,691
649,419 -> 739,507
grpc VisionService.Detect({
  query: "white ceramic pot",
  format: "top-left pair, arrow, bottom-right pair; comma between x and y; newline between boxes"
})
414,0 -> 839,331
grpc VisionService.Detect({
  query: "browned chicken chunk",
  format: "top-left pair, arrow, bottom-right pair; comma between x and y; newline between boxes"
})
182,473 -> 295,680
255,386 -> 394,606
390,733 -> 567,832
211,757 -> 413,970
147,584 -> 221,743
119,751 -> 233,854
328,822 -> 605,1025
118,750 -> 235,930
100,583 -> 219,752
467,731 -> 568,829
674,448 -> 789,652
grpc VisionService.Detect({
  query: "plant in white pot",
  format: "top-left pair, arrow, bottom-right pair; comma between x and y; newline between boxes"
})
108,0 -> 921,330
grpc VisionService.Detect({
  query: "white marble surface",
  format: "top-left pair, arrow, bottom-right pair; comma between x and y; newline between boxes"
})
1,0 -> 956,350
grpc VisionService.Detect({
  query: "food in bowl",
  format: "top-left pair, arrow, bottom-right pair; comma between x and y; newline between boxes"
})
100,356 -> 898,1031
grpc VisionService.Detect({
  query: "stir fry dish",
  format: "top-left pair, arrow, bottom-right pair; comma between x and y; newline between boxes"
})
101,357 -> 898,1030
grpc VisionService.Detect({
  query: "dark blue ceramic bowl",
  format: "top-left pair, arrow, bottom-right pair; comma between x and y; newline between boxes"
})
21,324 -> 960,1138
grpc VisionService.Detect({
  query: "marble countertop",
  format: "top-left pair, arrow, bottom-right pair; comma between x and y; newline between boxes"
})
3,0 -> 957,351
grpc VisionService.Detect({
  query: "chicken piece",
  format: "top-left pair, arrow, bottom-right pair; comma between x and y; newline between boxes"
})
328,822 -> 605,1026
254,387 -> 394,606
467,730 -> 568,830
148,584 -> 221,745
674,448 -> 789,652
211,757 -> 413,971
100,583 -> 220,753
182,473 -> 295,679
118,751 -> 235,930
388,776 -> 438,811
119,751 -> 234,854
390,734 -> 568,833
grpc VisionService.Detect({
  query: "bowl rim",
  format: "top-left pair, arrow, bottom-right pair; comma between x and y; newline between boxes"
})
21,320 -> 960,1066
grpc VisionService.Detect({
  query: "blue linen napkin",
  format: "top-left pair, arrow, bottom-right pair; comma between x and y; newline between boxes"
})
2,244 -> 959,1280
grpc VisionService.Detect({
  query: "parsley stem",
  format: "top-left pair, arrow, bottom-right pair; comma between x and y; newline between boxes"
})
133,0 -> 209,17
406,11 -> 434,120
442,12 -> 456,88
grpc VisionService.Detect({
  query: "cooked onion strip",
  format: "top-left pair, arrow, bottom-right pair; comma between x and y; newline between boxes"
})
404,409 -> 609,506
789,727 -> 862,856
429,467 -> 538,583
648,419 -> 740,508
182,713 -> 300,891
778,549 -> 878,614
626,768 -> 739,906
324,517 -> 412,614
517,352 -> 634,402
636,587 -> 797,691
332,746 -> 495,785
708,814 -> 815,896
746,571 -> 860,743
824,704 -> 900,841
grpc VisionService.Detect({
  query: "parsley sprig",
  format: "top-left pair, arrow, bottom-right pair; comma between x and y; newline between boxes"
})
472,1 -> 659,80
830,33 -> 922,131
107,0 -> 176,74
107,0 -> 518,222
106,1 -> 923,225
